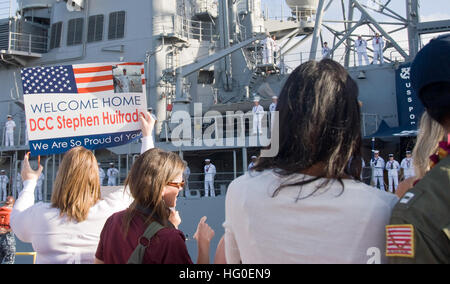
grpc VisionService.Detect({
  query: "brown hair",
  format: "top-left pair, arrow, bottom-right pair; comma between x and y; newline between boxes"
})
254,60 -> 362,199
122,148 -> 185,235
51,147 -> 100,222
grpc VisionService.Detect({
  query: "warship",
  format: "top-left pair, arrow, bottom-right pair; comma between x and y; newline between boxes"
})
0,0 -> 448,263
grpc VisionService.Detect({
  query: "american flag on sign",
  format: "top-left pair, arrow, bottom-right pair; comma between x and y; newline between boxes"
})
386,225 -> 415,258
21,63 -> 145,95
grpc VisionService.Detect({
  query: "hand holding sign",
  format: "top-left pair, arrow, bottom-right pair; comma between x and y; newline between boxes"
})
21,152 -> 44,182
140,111 -> 156,138
22,62 -> 148,156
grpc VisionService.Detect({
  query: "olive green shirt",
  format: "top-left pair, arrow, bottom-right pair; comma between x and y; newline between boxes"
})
387,156 -> 450,264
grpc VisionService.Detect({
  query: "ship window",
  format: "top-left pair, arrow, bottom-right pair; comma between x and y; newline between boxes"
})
108,11 -> 125,40
67,18 -> 84,46
88,14 -> 104,43
49,22 -> 62,49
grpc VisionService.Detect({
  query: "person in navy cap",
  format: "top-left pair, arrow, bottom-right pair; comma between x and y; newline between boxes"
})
370,150 -> 385,190
400,151 -> 415,180
385,154 -> 400,193
4,115 -> 16,147
387,34 -> 450,264
204,159 -> 216,197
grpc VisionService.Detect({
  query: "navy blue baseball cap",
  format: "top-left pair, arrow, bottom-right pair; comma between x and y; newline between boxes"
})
410,34 -> 450,108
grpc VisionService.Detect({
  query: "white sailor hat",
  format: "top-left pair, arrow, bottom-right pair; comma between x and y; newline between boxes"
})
374,150 -> 380,154
251,156 -> 257,159
253,96 -> 260,102
205,159 -> 211,162
388,154 -> 394,157
7,115 -> 12,118
272,96 -> 278,100
0,170 -> 5,173
406,150 -> 412,154
109,162 -> 114,165
98,162 -> 101,166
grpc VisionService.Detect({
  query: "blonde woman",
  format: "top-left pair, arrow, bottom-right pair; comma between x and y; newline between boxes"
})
10,113 -> 155,264
95,148 -> 214,264
396,112 -> 446,198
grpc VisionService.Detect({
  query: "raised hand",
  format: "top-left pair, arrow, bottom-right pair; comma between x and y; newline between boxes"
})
21,153 -> 44,182
193,216 -> 215,244
139,111 -> 155,138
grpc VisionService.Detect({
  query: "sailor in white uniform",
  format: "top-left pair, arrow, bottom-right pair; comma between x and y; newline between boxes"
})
356,35 -> 370,66
372,33 -> 384,64
204,159 -> 216,197
272,35 -> 280,64
15,172 -> 22,199
5,115 -> 16,147
98,162 -> 105,186
322,42 -> 331,59
107,163 -> 119,186
252,97 -> 265,135
370,150 -> 385,191
262,33 -> 274,64
248,156 -> 257,171
148,107 -> 157,144
400,151 -> 415,180
183,161 -> 190,192
385,154 -> 400,193
35,172 -> 44,201
0,170 -> 9,201
269,96 -> 278,131
24,124 -> 29,145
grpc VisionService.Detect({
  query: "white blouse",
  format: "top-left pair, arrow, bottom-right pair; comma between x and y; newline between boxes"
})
224,170 -> 398,264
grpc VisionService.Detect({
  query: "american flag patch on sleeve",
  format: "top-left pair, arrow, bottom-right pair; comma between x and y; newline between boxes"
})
386,225 -> 415,258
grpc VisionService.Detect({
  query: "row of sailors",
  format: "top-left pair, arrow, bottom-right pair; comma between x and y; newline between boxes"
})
262,33 -> 386,68
1,148 -> 414,202
370,150 -> 415,193
1,162 -> 117,202
322,33 -> 386,66
0,170 -> 44,202
248,150 -> 415,195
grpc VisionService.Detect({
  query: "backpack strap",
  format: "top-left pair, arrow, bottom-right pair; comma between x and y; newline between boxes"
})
127,221 -> 165,264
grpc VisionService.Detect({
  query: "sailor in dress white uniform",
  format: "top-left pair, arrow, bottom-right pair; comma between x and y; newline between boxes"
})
204,159 -> 216,197
5,115 -> 16,147
0,170 -> 9,201
252,97 -> 265,135
400,151 -> 415,180
385,154 -> 400,193
370,150 -> 385,191
107,163 -> 119,186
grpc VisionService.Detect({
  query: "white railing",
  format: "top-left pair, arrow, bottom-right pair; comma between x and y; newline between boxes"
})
0,31 -> 48,54
153,15 -> 215,42
159,111 -> 380,143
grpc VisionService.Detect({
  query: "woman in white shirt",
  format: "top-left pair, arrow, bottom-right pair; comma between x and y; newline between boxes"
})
10,112 -> 155,264
223,60 -> 398,264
